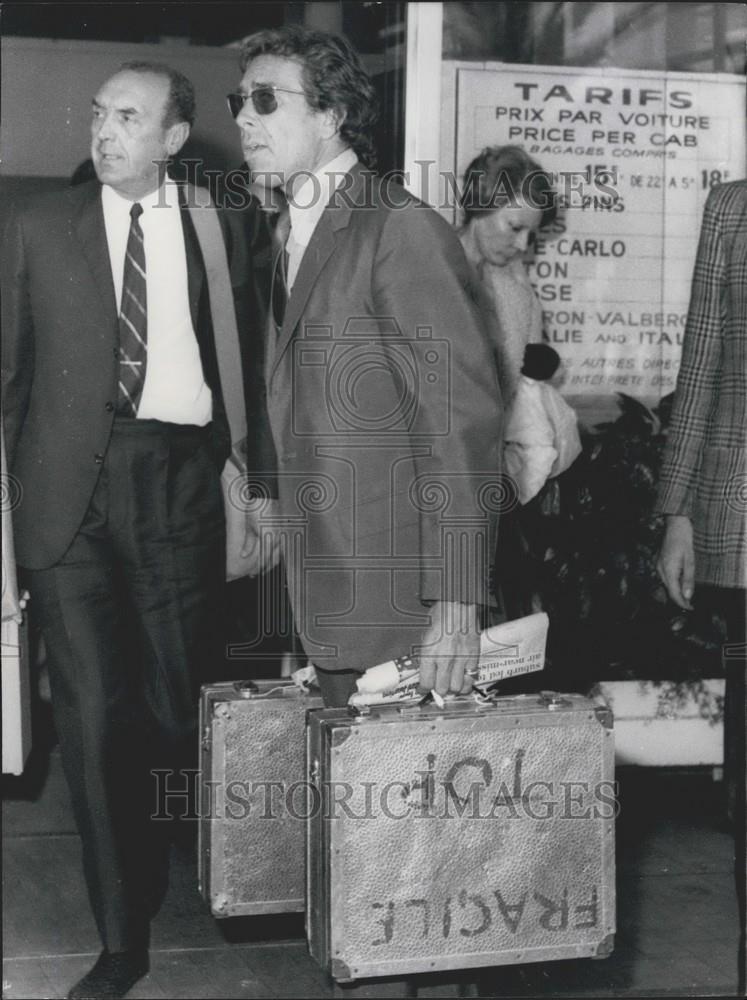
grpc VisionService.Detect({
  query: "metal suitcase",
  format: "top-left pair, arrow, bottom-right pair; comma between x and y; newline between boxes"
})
307,692 -> 615,982
199,678 -> 324,917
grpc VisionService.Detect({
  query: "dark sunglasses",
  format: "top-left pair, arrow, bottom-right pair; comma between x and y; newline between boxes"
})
227,86 -> 305,118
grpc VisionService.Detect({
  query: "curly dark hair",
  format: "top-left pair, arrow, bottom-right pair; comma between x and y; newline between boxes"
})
119,60 -> 196,128
239,26 -> 378,170
461,145 -> 557,227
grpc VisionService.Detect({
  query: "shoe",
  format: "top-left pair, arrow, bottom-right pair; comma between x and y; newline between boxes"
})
67,948 -> 149,999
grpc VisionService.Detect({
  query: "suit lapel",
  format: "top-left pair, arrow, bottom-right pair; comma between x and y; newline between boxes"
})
272,212 -> 337,371
178,187 -> 205,333
73,183 -> 119,327
270,164 -> 366,382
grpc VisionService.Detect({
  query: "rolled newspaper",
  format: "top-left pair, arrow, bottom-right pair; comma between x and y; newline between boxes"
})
474,612 -> 549,686
354,655 -> 416,695
348,612 -> 549,707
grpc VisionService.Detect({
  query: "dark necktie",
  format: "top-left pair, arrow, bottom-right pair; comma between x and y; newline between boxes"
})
271,208 -> 291,330
117,202 -> 147,415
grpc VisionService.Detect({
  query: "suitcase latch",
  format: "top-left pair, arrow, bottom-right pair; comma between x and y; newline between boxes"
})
539,691 -> 572,710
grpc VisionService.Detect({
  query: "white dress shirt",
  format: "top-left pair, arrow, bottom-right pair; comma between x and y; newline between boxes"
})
102,181 -> 212,425
285,147 -> 359,293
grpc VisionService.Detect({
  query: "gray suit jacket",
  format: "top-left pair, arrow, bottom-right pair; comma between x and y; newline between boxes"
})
261,163 -> 504,671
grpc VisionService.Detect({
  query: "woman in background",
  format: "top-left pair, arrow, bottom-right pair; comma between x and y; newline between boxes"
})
459,145 -> 560,619
458,144 -> 557,407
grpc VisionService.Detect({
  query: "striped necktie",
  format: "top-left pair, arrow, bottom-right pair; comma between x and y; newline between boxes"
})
271,207 -> 291,330
117,202 -> 147,415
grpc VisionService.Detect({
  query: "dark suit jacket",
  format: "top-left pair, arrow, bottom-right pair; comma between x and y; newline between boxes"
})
656,180 -> 747,588
1,179 -> 258,570
263,163 -> 504,672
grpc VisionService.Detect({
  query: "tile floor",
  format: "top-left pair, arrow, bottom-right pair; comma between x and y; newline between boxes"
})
3,732 -> 742,999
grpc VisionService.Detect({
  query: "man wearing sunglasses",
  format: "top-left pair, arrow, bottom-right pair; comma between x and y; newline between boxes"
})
1,61 -> 262,999
232,26 -> 504,709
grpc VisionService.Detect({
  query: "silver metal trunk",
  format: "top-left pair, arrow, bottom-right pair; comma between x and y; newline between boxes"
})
306,692 -> 616,982
198,678 -> 324,917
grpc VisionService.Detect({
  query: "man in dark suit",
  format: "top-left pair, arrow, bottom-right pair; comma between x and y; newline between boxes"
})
656,180 -> 746,994
2,61 -> 254,999
231,27 -> 503,708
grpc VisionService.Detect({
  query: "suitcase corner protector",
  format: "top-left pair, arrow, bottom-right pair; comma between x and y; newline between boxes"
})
210,892 -> 230,917
330,959 -> 353,982
330,728 -> 353,748
594,705 -> 614,730
593,932 -> 615,958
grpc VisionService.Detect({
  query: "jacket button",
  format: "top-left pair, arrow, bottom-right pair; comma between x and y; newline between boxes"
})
105,402 -> 114,412
94,453 -> 105,464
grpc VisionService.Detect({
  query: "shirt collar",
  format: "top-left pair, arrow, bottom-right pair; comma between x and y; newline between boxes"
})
102,178 -> 179,214
287,148 -> 358,248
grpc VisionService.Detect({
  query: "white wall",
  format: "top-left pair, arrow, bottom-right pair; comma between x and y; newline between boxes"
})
0,36 -> 245,178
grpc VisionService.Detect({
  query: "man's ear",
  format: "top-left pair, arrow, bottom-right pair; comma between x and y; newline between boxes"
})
321,105 -> 345,140
166,121 -> 190,156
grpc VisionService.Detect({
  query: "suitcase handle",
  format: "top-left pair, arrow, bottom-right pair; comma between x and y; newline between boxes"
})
356,692 -> 495,718
474,688 -> 573,710
231,679 -> 318,700
354,691 -> 574,717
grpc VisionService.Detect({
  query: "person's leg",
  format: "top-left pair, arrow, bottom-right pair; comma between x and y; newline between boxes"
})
700,584 -> 746,994
27,475 -> 150,956
110,421 -> 225,869
494,505 -> 538,621
721,587 -> 746,995
314,666 -> 361,708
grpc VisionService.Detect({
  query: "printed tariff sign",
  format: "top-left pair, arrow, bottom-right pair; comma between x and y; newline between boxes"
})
440,63 -> 746,405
